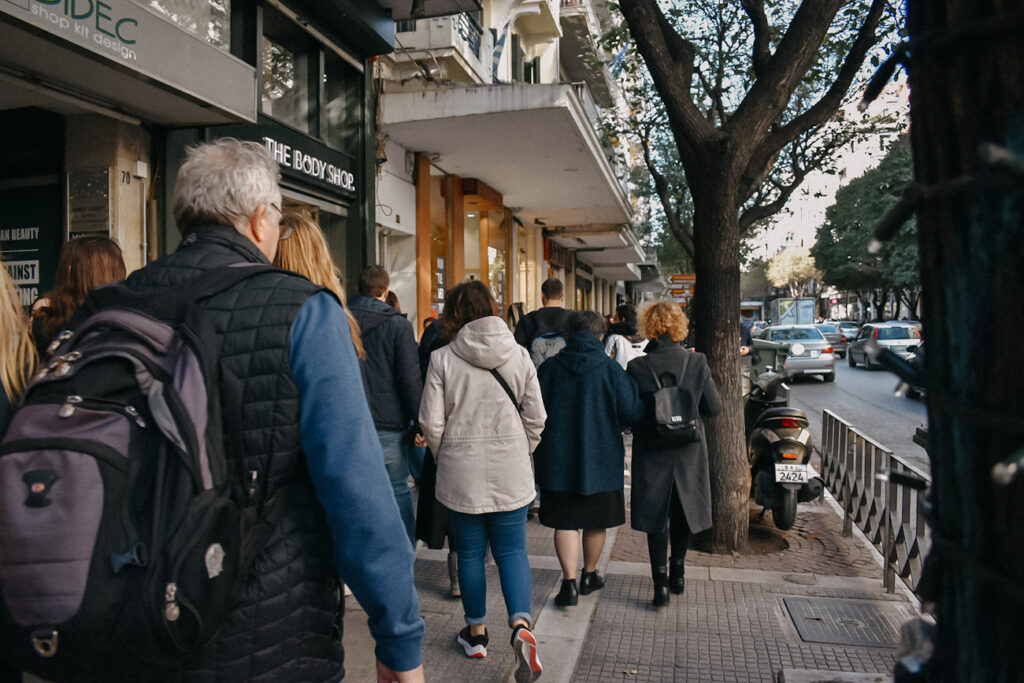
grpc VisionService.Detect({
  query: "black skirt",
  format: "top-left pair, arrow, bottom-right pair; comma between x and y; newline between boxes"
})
539,489 -> 625,530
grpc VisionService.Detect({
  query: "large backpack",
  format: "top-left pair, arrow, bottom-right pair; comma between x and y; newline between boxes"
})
0,264 -> 285,680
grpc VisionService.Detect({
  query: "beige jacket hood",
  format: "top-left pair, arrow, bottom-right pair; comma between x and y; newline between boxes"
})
419,316 -> 546,514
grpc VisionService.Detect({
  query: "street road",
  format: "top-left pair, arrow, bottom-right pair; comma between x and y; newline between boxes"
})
782,359 -> 930,475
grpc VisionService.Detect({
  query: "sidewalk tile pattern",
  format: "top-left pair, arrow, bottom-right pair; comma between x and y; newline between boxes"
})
572,576 -> 904,682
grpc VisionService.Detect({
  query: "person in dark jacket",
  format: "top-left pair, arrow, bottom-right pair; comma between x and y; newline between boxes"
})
348,265 -> 424,545
534,311 -> 644,607
122,139 -> 424,682
627,302 -> 722,607
512,277 -> 573,366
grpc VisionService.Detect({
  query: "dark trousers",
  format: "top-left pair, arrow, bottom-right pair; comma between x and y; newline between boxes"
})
645,484 -> 692,565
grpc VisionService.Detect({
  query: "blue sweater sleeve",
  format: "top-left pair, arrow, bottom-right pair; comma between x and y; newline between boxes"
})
290,292 -> 424,671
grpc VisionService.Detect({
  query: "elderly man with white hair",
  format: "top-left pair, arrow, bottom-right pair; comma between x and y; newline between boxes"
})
123,138 -> 425,682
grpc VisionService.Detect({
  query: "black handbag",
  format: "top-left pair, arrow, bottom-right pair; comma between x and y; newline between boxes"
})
645,356 -> 700,447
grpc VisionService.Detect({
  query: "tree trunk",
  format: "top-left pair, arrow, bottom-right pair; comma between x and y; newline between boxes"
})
908,1 -> 1024,680
690,180 -> 750,552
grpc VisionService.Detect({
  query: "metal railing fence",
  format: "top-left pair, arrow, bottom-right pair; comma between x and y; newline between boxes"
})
819,409 -> 931,593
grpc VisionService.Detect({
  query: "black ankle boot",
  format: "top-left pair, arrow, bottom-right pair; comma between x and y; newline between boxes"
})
669,558 -> 686,595
651,565 -> 670,607
579,570 -> 605,595
555,578 -> 578,606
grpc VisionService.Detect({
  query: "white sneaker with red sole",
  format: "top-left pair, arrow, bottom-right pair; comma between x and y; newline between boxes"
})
511,624 -> 542,682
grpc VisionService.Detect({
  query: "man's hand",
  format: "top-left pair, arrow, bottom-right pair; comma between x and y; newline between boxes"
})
413,434 -> 427,448
740,345 -> 751,356
377,660 -> 425,683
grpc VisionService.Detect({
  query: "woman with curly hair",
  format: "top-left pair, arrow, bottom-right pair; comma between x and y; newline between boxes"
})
626,302 -> 722,606
273,210 -> 365,360
1,254 -> 36,434
418,280 -> 546,682
31,236 -> 126,357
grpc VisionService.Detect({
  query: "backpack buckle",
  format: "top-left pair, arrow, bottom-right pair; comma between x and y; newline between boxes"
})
31,629 -> 58,657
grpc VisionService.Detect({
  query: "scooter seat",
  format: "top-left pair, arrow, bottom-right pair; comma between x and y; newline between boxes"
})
759,407 -> 807,421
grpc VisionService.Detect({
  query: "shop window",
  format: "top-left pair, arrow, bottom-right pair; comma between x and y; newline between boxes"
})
147,0 -> 231,50
396,19 -> 417,32
487,209 -> 507,310
262,7 -> 313,134
323,53 -> 361,153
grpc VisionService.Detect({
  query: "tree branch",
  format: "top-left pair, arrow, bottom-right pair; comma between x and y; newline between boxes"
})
766,0 -> 887,155
741,0 -> 772,79
640,133 -> 694,256
619,0 -> 719,158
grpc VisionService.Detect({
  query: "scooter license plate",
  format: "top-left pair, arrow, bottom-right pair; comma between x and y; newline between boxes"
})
775,463 -> 808,484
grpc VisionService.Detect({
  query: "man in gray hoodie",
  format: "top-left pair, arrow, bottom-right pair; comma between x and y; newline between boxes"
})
348,265 -> 422,544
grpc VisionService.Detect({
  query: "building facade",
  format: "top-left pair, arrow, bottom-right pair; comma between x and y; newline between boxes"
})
1,0 -> 397,303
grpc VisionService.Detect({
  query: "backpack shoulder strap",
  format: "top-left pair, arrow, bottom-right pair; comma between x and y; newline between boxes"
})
489,368 -> 523,413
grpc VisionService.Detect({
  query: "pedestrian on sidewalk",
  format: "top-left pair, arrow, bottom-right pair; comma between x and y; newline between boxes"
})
627,302 -> 722,607
102,139 -> 423,681
30,235 -> 127,358
604,303 -> 647,370
534,311 -> 643,607
349,265 -> 423,546
419,280 -> 546,682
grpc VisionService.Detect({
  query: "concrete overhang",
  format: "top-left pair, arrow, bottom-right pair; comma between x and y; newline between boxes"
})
578,242 -> 646,265
592,263 -> 641,281
381,82 -> 632,229
377,0 -> 481,21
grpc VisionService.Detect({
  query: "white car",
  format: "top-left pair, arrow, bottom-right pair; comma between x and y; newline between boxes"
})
760,325 -> 836,382
848,322 -> 923,369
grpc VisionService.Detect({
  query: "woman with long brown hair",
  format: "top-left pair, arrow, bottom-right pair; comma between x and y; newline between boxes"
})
1,253 -> 36,434
419,280 -> 546,682
273,211 -> 365,360
31,236 -> 126,356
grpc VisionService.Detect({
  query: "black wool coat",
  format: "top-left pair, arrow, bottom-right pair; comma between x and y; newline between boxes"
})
627,336 -> 723,535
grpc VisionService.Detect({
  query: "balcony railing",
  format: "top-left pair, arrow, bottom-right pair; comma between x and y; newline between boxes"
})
455,12 -> 483,59
560,0 -> 585,7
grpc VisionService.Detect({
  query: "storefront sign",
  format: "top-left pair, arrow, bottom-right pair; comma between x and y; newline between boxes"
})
68,167 -> 110,238
1,0 -> 257,121
0,185 -> 62,307
210,116 -> 359,198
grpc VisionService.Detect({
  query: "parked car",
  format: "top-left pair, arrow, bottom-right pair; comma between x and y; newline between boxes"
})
760,325 -> 836,382
815,323 -> 848,358
848,322 -> 923,370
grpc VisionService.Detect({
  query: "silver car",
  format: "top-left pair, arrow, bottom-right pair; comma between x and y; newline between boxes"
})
848,322 -> 923,370
815,323 -> 848,358
761,325 -> 836,382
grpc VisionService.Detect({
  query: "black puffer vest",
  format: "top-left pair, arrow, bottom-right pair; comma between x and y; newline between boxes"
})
123,226 -> 344,682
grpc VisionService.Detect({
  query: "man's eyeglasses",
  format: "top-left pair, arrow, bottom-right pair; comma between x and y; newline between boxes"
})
270,202 -> 296,241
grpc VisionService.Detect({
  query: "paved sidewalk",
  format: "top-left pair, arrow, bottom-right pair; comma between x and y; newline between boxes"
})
342,484 -> 916,682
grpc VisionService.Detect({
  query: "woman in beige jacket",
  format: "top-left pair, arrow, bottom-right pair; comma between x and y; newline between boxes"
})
419,281 -> 546,682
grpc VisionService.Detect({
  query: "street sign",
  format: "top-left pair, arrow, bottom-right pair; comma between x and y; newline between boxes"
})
666,273 -> 696,285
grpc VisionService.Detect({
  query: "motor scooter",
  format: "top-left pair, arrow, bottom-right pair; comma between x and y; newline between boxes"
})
745,360 -> 823,530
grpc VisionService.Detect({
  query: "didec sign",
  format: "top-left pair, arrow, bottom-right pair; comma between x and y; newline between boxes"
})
32,0 -> 139,61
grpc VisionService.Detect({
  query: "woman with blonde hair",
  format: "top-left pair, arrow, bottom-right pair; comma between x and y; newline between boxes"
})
1,254 -> 36,434
626,301 -> 721,607
31,235 -> 126,356
273,211 -> 365,360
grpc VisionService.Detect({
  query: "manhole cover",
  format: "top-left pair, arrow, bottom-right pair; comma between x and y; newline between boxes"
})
784,597 -> 904,647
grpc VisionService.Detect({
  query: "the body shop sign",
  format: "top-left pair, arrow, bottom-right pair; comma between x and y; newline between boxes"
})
211,116 -> 359,197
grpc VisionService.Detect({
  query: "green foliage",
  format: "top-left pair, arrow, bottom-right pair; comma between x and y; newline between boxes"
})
811,135 -> 919,296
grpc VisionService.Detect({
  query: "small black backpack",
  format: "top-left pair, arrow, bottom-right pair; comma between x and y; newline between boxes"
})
0,265 -> 284,680
644,355 -> 701,447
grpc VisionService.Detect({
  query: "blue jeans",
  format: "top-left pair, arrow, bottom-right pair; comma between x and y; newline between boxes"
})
449,505 -> 532,628
377,429 -> 415,546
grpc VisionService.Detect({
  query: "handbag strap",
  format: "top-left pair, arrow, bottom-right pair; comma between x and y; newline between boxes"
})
489,368 -> 523,413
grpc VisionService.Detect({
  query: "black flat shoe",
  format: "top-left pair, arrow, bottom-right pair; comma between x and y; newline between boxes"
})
579,570 -> 605,595
555,578 -> 578,606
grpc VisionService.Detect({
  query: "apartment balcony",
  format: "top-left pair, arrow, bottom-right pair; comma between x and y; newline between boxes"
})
392,14 -> 494,83
381,80 -> 631,229
559,0 -> 613,107
554,227 -> 647,281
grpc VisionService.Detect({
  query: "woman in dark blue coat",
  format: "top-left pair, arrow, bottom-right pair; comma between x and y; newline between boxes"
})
534,311 -> 644,606
627,302 -> 722,606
